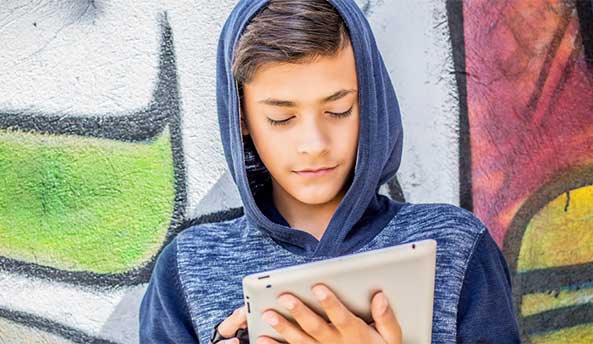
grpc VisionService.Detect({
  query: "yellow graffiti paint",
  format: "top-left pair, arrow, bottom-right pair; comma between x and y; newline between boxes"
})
530,323 -> 593,344
521,286 -> 593,317
518,184 -> 593,272
516,184 -> 593,341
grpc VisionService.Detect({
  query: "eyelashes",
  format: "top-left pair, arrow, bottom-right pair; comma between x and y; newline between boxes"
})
329,107 -> 354,119
266,106 -> 354,127
266,117 -> 292,126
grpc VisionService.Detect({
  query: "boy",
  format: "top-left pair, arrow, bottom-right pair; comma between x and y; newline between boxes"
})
139,0 -> 520,343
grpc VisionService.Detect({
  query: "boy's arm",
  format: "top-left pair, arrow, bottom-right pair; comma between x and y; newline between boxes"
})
139,239 -> 200,343
456,229 -> 521,343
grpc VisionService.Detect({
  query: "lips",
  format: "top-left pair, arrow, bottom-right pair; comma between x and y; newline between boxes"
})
297,166 -> 335,172
294,166 -> 337,176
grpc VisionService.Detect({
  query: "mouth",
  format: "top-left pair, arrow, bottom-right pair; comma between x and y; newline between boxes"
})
294,165 -> 337,177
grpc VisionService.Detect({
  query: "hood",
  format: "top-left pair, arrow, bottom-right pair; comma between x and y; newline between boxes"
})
216,0 -> 404,257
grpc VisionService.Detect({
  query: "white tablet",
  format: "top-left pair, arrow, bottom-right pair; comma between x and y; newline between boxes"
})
242,239 -> 436,343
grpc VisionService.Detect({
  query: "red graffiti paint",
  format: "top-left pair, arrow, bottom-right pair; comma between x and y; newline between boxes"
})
463,0 -> 593,245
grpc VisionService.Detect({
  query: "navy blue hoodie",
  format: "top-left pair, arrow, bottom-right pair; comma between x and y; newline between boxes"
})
139,0 -> 520,342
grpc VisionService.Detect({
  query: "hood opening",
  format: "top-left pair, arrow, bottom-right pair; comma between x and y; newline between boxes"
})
217,0 -> 405,257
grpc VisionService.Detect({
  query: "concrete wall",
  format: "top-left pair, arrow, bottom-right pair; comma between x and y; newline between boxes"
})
0,0 -> 591,343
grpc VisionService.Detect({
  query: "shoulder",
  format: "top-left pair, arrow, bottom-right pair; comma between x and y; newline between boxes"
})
172,215 -> 248,269
140,236 -> 200,342
392,202 -> 489,272
398,202 -> 487,239
175,215 -> 247,249
456,227 -> 520,341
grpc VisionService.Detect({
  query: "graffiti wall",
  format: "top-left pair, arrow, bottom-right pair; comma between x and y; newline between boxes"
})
0,1 -> 414,343
0,1 -> 240,342
2,0 -> 588,343
448,0 -> 593,342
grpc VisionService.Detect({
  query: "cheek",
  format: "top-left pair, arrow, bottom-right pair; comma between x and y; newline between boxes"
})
250,127 -> 289,170
338,114 -> 360,158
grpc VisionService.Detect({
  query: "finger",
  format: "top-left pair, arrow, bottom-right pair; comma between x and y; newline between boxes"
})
311,284 -> 365,334
256,336 -> 281,344
277,293 -> 337,342
219,339 -> 239,344
371,292 -> 402,344
218,306 -> 247,338
261,310 -> 316,344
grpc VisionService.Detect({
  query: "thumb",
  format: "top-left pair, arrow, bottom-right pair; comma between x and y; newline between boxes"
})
371,292 -> 402,344
217,306 -> 247,338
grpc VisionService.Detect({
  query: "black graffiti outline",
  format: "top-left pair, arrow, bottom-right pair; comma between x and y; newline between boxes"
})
387,175 -> 405,203
445,0 -> 473,212
503,165 -> 593,338
0,5 -> 405,343
0,306 -> 116,344
446,1 -> 593,341
577,0 -> 593,66
0,208 -> 245,344
0,9 -> 245,337
0,12 -> 191,288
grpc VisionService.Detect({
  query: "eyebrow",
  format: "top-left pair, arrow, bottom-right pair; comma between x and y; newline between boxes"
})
258,89 -> 357,107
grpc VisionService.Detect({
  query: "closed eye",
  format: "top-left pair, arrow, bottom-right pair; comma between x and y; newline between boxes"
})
328,106 -> 353,118
266,116 -> 294,126
266,106 -> 353,126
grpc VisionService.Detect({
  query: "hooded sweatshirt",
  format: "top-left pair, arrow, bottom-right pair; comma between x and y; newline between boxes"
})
139,0 -> 520,343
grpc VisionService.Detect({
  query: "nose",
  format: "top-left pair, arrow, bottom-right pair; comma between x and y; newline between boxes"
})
296,114 -> 329,156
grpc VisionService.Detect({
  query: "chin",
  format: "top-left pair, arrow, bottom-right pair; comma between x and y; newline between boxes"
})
291,186 -> 343,206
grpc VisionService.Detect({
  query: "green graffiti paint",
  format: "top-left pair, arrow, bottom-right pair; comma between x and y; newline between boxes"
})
0,127 -> 174,273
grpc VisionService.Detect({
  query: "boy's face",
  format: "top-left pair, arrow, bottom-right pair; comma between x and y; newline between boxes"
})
241,42 -> 359,206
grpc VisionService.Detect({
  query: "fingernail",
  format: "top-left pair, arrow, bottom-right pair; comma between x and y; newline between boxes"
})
277,295 -> 296,310
312,286 -> 328,301
262,311 -> 279,326
376,292 -> 389,316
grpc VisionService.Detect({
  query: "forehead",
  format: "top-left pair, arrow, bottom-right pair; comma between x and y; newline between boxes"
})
243,43 -> 358,102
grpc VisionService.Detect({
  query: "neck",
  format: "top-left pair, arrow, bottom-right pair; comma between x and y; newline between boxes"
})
271,181 -> 347,241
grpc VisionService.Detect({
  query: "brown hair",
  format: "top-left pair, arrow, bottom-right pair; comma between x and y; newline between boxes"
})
232,0 -> 351,84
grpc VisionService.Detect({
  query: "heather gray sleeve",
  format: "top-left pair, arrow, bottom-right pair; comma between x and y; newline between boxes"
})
139,239 -> 199,343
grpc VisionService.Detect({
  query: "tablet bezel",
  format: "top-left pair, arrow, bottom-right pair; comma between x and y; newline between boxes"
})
242,239 -> 437,343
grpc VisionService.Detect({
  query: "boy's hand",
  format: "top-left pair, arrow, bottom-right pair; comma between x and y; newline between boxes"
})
216,306 -> 247,344
257,284 -> 402,344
